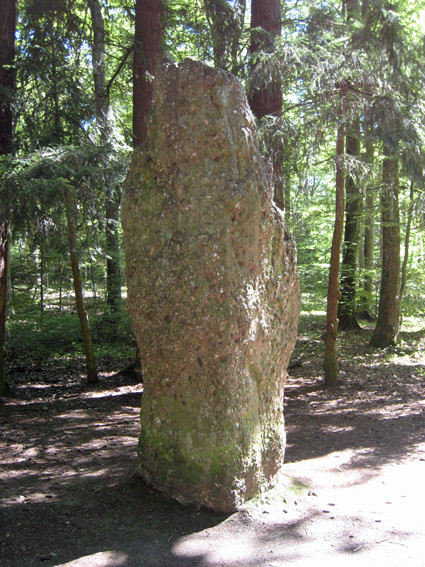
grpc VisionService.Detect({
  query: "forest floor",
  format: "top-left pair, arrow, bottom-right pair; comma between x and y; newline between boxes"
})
1,312 -> 425,567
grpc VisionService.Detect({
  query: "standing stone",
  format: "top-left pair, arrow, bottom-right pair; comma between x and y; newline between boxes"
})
122,58 -> 300,512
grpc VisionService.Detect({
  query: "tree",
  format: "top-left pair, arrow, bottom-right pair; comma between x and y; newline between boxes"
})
133,0 -> 163,147
248,0 -> 284,209
338,1 -> 362,329
398,179 -> 414,324
88,0 -> 122,314
3,142 -> 126,383
338,113 -> 361,330
203,0 -> 246,73
323,80 -> 347,388
64,187 -> 98,383
370,141 -> 401,347
128,0 -> 163,374
17,0 -> 92,149
366,1 -> 425,346
358,117 -> 375,320
0,0 -> 16,396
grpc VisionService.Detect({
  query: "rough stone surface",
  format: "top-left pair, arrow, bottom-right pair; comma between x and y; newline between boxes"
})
122,58 -> 300,512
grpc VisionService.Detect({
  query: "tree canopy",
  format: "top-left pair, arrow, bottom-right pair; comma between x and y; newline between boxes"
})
1,0 -> 425,388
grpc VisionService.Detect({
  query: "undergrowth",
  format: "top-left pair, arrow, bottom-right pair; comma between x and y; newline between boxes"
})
4,296 -> 136,370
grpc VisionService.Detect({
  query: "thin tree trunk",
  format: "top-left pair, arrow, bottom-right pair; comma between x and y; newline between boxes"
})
0,0 -> 16,396
338,0 -> 361,330
88,0 -> 108,132
64,190 -> 98,384
398,180 -> 414,325
40,237 -> 45,314
105,195 -> 121,312
88,0 -> 122,313
283,163 -> 291,221
323,81 -> 347,389
370,146 -> 400,347
359,125 -> 375,319
50,29 -> 61,144
0,221 -> 9,395
59,259 -> 63,311
338,119 -> 361,329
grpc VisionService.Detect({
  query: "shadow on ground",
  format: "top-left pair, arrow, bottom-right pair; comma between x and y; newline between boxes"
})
1,320 -> 425,566
1,380 -> 228,566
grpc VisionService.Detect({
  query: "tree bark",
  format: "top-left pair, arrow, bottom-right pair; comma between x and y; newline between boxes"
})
88,0 -> 122,313
0,0 -> 15,396
249,0 -> 281,119
398,180 -> 414,327
338,0 -> 361,330
248,0 -> 284,209
0,0 -> 15,155
370,147 -> 400,347
88,0 -> 108,133
64,190 -> 98,384
0,221 -> 9,395
359,123 -> 375,320
338,118 -> 361,329
133,0 -> 163,148
323,82 -> 347,389
39,232 -> 45,314
130,0 -> 163,375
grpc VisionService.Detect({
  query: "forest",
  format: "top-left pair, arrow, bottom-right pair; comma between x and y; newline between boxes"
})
1,0 -> 425,566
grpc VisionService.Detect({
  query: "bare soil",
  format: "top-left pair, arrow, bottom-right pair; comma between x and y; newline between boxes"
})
1,318 -> 425,567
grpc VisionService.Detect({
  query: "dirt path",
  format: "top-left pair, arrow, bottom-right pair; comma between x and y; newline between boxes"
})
1,327 -> 425,566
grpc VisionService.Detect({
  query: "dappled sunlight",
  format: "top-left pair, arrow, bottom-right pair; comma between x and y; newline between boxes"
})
79,384 -> 143,400
173,532 -> 259,565
0,383 -> 143,514
55,551 -> 129,567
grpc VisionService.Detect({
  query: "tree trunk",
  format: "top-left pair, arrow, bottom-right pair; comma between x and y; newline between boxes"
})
398,180 -> 414,326
133,0 -> 163,147
64,190 -> 98,384
248,0 -> 284,209
323,82 -> 347,389
59,259 -> 63,311
88,0 -> 108,133
130,0 -> 163,374
338,118 -> 361,329
88,0 -> 122,313
370,147 -> 400,347
105,194 -> 121,313
249,0 -> 281,119
0,0 -> 15,155
0,0 -> 16,396
338,0 -> 361,329
39,235 -> 45,314
359,125 -> 375,319
50,28 -> 62,144
0,221 -> 9,395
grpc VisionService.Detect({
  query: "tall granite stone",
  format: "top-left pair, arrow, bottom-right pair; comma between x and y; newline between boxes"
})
122,58 -> 300,512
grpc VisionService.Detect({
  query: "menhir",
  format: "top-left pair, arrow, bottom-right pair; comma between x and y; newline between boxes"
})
122,58 -> 300,512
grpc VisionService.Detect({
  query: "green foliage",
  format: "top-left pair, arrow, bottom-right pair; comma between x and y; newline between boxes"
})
3,0 -> 425,385
5,302 -> 136,368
